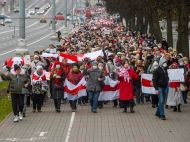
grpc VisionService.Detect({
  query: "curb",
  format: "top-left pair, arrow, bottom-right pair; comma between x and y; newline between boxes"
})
0,112 -> 12,126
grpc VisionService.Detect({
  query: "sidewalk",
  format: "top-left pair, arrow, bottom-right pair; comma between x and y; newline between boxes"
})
0,99 -> 190,142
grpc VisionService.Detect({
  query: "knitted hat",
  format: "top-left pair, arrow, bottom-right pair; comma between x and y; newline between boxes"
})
36,65 -> 43,71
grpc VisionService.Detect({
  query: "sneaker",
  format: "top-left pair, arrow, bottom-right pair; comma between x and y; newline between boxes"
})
19,112 -> 23,120
13,115 -> 19,122
155,113 -> 160,118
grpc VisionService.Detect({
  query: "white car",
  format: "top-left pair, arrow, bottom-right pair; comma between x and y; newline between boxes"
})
4,16 -> 12,23
28,9 -> 35,15
37,9 -> 45,15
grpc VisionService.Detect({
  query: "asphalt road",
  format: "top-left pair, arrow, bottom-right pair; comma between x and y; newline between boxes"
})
0,0 -> 78,69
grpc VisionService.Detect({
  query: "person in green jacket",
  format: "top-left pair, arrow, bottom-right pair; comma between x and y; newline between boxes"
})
0,64 -> 29,123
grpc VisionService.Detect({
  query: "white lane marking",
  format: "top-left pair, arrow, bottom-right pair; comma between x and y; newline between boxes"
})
0,25 -> 65,56
38,132 -> 48,137
27,33 -> 51,46
0,22 -> 39,35
64,112 -> 75,142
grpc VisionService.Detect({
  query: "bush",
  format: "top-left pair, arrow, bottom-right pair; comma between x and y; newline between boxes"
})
0,81 -> 11,122
0,95 -> 12,122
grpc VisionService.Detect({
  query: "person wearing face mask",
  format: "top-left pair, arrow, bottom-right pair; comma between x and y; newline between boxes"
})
31,55 -> 46,73
83,61 -> 105,113
67,64 -> 83,112
0,64 -> 29,122
166,62 -> 183,112
51,62 -> 65,113
152,56 -> 169,120
32,66 -> 48,113
178,59 -> 189,104
118,60 -> 139,113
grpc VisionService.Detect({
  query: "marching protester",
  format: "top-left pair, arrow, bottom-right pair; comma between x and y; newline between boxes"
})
67,64 -> 83,111
0,64 -> 29,122
51,61 -> 65,113
166,62 -> 183,112
31,65 -> 48,113
152,56 -> 169,120
1,5 -> 189,123
84,61 -> 105,113
118,60 -> 139,113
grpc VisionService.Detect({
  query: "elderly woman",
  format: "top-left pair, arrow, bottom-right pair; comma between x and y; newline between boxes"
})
67,64 -> 83,111
118,60 -> 139,113
51,61 -> 65,113
166,62 -> 183,112
32,65 -> 48,113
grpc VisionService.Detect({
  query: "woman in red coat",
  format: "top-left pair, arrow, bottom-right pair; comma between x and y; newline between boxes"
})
118,60 -> 139,113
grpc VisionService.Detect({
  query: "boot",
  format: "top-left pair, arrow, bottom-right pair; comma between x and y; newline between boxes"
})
177,105 -> 181,112
130,107 -> 135,113
173,106 -> 177,112
123,107 -> 127,113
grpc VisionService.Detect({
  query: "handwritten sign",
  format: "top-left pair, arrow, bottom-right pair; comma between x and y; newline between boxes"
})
24,55 -> 31,65
168,69 -> 184,82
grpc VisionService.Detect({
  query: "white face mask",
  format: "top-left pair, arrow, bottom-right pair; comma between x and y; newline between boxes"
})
34,59 -> 39,63
162,63 -> 167,67
92,65 -> 98,69
179,62 -> 184,66
56,65 -> 61,69
98,66 -> 103,70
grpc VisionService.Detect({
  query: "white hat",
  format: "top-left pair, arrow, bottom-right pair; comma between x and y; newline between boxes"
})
36,65 -> 43,71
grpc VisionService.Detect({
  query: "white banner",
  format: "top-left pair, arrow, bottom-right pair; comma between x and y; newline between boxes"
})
168,69 -> 184,82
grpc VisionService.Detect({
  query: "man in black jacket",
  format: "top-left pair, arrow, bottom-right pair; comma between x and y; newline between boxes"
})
152,56 -> 169,120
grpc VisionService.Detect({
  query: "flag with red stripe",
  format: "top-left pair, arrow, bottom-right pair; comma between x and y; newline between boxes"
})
141,74 -> 156,94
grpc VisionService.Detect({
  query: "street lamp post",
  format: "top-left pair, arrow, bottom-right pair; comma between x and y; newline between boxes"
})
16,0 -> 29,55
51,0 -> 56,32
19,0 -> 25,39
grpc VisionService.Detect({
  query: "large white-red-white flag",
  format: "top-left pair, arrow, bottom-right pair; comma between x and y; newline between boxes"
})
141,74 -> 156,94
59,50 -> 104,63
64,76 -> 120,101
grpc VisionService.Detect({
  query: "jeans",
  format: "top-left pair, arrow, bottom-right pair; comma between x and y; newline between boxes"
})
156,87 -> 167,116
11,93 -> 24,116
88,91 -> 100,112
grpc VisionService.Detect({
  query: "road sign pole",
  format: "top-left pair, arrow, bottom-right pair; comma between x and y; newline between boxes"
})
19,0 -> 25,39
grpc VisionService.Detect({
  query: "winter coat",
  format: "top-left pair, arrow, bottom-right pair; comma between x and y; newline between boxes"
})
118,67 -> 138,101
84,68 -> 105,92
1,72 -> 29,94
152,66 -> 169,90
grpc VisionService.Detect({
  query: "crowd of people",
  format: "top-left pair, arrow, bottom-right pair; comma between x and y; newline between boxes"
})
0,7 -> 190,123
